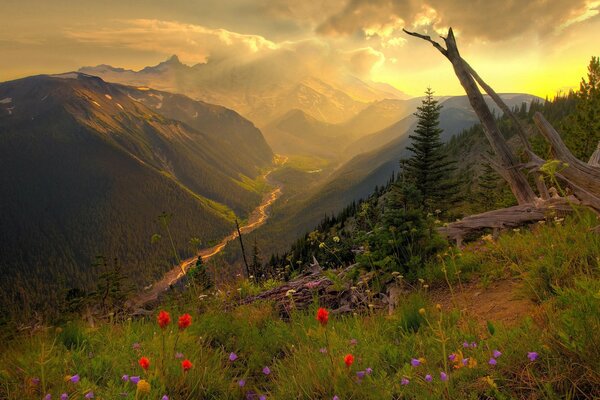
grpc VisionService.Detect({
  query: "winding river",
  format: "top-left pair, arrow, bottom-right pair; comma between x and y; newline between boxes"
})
129,158 -> 286,308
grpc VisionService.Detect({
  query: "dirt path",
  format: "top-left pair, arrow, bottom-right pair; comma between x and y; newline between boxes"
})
429,278 -> 536,327
128,157 -> 287,309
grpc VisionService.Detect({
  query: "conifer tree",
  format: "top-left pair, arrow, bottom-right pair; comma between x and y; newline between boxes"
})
401,87 -> 458,211
562,56 -> 600,160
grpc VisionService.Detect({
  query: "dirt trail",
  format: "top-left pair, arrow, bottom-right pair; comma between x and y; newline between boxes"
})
429,278 -> 536,327
128,157 -> 287,309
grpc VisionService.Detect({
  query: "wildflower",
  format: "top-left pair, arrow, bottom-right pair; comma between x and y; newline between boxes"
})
157,310 -> 170,329
333,396 -> 340,400
229,352 -> 238,362
401,377 -> 410,385
319,242 -> 325,249
85,392 -> 94,399
440,372 -> 448,381
285,289 -> 296,297
61,394 -> 68,400
44,395 -> 51,400
174,352 -> 184,359
260,396 -> 267,400
132,342 -> 141,350
470,342 -> 477,348
462,341 -> 469,348
462,358 -> 469,366
130,376 -> 140,384
319,347 -> 327,354
344,354 -> 354,367
70,374 -> 80,383
138,356 -> 150,371
425,374 -> 432,382
31,377 -> 40,386
356,370 -> 366,381
350,338 -> 358,346
488,358 -> 497,366
365,367 -> 373,375
527,352 -> 539,361
448,354 -> 456,362
122,374 -> 129,382
316,308 -> 329,326
333,236 -> 340,243
493,350 -> 502,358
418,308 -> 426,315
182,359 -> 193,372
178,314 -> 192,330
436,303 -> 442,311
238,379 -> 246,387
137,379 -> 151,394
262,366 -> 271,375
162,396 -> 169,400
411,358 -> 421,367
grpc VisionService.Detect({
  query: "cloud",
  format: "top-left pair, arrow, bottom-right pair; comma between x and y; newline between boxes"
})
65,19 -> 279,64
346,47 -> 385,76
317,0 -> 600,42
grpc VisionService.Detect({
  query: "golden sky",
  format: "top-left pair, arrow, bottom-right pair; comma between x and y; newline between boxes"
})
1,0 -> 599,98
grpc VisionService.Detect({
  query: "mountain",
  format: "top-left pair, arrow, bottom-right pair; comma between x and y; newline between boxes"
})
0,73 -> 273,315
79,55 -> 407,129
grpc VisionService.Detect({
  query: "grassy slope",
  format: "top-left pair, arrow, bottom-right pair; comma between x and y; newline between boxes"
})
2,213 -> 598,399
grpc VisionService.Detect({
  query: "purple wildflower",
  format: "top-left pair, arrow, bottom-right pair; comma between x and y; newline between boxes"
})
130,376 -> 140,384
356,371 -> 366,380
448,354 -> 456,362
161,396 -> 169,400
489,358 -> 497,366
122,375 -> 129,382
425,374 -> 432,382
85,392 -> 94,399
70,375 -> 80,383
333,396 -> 340,400
132,342 -> 141,350
174,352 -> 184,359
462,358 -> 469,366
238,379 -> 246,387
401,377 -> 410,385
61,394 -> 68,400
462,341 -> 469,348
31,377 -> 40,385
440,372 -> 448,382
44,395 -> 51,400
365,367 -> 373,375
493,350 -> 502,358
470,342 -> 477,348
350,338 -> 358,346
262,366 -> 271,375
319,347 -> 327,354
229,352 -> 238,362
411,358 -> 421,367
527,352 -> 539,361
259,396 -> 267,400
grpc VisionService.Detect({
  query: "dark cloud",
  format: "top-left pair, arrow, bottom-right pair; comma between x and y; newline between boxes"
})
317,0 -> 599,41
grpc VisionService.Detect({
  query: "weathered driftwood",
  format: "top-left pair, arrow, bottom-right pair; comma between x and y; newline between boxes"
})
590,142 -> 600,167
438,198 -> 576,243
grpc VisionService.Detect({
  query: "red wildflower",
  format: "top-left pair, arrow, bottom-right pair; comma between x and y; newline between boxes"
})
181,359 -> 193,372
178,313 -> 192,330
316,308 -> 329,326
138,357 -> 150,370
344,354 -> 354,368
157,310 -> 170,329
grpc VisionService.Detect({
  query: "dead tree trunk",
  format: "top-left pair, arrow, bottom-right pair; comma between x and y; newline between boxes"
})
403,28 -> 537,205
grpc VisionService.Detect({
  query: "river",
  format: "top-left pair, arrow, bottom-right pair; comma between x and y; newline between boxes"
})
128,157 -> 286,309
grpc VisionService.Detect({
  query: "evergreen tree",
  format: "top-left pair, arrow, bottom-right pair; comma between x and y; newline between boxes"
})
188,255 -> 213,290
251,238 -> 263,280
401,87 -> 458,211
562,56 -> 600,160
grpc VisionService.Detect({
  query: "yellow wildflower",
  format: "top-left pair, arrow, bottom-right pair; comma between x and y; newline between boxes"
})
137,379 -> 151,394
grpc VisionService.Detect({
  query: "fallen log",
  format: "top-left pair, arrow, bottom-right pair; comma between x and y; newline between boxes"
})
438,198 -> 577,245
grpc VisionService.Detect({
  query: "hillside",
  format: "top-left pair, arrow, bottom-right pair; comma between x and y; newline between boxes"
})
0,73 -> 273,319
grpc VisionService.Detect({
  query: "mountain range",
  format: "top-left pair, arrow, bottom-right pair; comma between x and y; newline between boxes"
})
0,72 -> 273,314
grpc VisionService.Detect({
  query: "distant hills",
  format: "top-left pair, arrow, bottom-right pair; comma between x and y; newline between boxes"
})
0,73 -> 273,315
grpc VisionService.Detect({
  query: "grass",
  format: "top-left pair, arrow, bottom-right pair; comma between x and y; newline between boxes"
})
1,214 -> 599,399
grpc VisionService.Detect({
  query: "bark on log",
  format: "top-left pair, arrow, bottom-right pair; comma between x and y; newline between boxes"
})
438,198 -> 576,242
403,28 -> 538,205
590,142 -> 600,167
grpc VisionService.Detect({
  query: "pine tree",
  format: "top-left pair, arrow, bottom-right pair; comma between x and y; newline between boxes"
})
562,56 -> 600,160
251,238 -> 263,280
477,156 -> 500,211
401,87 -> 458,211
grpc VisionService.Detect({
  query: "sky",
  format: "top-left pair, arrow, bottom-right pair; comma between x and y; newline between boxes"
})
1,0 -> 599,98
